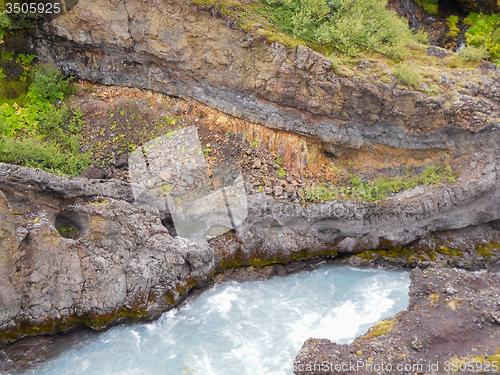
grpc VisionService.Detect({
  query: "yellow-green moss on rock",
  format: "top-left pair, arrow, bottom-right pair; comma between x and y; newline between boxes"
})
0,306 -> 149,346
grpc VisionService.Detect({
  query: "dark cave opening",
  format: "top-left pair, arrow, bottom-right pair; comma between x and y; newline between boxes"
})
161,214 -> 177,238
438,0 -> 467,16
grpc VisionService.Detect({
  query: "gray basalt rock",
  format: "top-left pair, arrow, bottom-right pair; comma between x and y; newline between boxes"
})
0,164 -> 215,345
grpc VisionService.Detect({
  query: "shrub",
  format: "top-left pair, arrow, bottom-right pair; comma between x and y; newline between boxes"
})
464,13 -> 500,62
414,0 -> 438,15
263,0 -> 416,59
0,137 -> 90,176
391,63 -> 421,88
263,0 -> 330,40
28,64 -> 74,102
314,0 -> 415,59
415,29 -> 429,44
0,64 -> 90,176
446,15 -> 460,37
460,44 -> 489,61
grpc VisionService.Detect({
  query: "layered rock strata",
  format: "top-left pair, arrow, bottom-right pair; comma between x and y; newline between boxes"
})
28,0 -> 500,153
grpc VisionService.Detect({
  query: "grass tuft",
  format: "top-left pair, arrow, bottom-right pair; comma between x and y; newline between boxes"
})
391,63 -> 421,88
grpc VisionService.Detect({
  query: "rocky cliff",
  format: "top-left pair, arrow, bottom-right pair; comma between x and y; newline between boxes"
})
28,0 -> 500,153
0,164 -> 215,346
3,0 -> 500,369
1,146 -> 500,347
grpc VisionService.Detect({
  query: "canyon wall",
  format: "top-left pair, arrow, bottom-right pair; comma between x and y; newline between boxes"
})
1,151 -> 500,344
29,0 -> 500,152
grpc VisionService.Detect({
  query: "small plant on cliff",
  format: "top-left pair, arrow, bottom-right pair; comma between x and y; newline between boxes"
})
446,15 -> 460,37
460,44 -> 489,61
413,0 -> 438,15
357,319 -> 395,341
303,184 -> 336,201
277,167 -> 286,178
391,63 -> 421,88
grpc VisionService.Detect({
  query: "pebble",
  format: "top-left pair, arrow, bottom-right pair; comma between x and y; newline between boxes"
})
182,174 -> 194,185
273,185 -> 283,196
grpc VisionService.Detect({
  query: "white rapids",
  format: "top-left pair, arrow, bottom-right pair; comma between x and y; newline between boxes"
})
15,264 -> 410,375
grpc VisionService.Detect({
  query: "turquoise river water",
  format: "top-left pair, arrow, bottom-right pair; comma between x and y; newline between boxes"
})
15,264 -> 410,375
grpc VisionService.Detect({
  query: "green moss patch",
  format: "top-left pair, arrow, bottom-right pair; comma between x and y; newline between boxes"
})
302,164 -> 456,202
356,247 -> 432,263
357,319 -> 395,341
476,243 -> 499,257
436,245 -> 463,257
0,306 -> 150,346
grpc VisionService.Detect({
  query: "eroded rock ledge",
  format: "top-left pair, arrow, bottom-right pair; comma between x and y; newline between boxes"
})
294,268 -> 500,375
1,150 -> 500,348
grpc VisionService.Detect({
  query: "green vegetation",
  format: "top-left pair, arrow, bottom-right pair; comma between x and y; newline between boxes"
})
414,0 -> 438,15
446,15 -> 460,37
277,167 -> 286,178
57,224 -> 78,238
0,65 -> 91,176
436,245 -> 463,257
0,0 -> 46,31
449,348 -> 500,370
0,48 -> 33,103
391,63 -> 421,88
429,293 -> 439,304
460,44 -> 489,61
268,0 -> 416,58
275,154 -> 283,165
476,243 -> 499,257
302,164 -> 456,202
357,246 -> 434,263
463,13 -> 500,63
195,0 -> 421,60
357,319 -> 394,341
